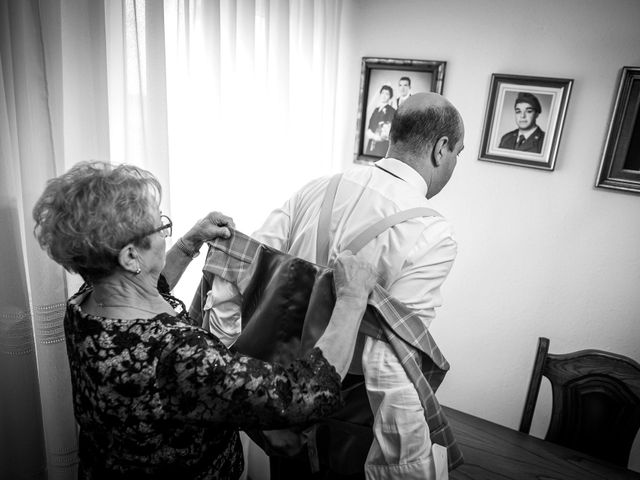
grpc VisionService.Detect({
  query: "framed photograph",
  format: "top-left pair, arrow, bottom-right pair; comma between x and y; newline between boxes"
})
596,66 -> 640,195
479,74 -> 573,170
354,57 -> 446,164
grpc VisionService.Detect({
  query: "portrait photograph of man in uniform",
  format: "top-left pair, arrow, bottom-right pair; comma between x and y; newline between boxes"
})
498,91 -> 551,154
479,75 -> 573,170
498,91 -> 549,154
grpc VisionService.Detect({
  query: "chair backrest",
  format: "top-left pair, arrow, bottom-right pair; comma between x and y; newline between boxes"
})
519,337 -> 640,467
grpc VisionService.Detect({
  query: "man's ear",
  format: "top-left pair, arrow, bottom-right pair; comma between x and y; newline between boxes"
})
118,244 -> 139,274
431,136 -> 450,167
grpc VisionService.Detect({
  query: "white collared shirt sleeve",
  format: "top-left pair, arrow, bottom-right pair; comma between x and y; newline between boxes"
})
251,201 -> 293,250
387,218 -> 457,328
205,198 -> 294,346
204,276 -> 242,347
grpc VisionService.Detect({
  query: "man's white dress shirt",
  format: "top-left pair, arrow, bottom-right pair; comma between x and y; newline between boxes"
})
205,157 -> 457,479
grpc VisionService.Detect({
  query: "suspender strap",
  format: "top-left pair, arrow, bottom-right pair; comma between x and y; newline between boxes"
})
345,207 -> 441,254
316,173 -> 441,260
316,173 -> 342,265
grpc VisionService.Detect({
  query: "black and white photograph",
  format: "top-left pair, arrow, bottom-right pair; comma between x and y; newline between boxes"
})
479,74 -> 573,170
355,57 -> 446,163
2,2 -> 640,480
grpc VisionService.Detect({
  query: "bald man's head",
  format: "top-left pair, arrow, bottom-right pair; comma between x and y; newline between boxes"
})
387,92 -> 465,198
402,91 -> 449,111
389,92 -> 463,154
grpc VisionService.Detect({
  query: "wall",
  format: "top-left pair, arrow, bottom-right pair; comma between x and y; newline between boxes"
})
335,0 -> 640,470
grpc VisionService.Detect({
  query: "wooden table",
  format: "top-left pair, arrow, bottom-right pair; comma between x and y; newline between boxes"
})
444,406 -> 640,480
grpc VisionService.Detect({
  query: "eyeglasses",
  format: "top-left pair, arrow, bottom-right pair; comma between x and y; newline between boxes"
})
148,214 -> 173,238
126,214 -> 172,245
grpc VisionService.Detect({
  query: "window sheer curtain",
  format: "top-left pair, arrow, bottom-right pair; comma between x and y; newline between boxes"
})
161,0 -> 344,303
0,1 -> 55,475
1,1 -> 342,479
1,0 -> 110,478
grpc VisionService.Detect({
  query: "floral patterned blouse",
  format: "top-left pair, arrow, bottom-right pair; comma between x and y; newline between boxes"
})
65,283 -> 342,479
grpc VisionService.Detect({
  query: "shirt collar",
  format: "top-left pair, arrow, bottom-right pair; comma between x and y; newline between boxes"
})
375,157 -> 428,197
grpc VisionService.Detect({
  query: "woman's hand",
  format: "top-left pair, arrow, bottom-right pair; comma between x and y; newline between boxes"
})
163,212 -> 235,289
315,252 -> 378,378
182,212 -> 235,251
332,251 -> 378,302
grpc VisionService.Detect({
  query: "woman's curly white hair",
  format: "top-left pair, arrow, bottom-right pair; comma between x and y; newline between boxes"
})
33,161 -> 162,282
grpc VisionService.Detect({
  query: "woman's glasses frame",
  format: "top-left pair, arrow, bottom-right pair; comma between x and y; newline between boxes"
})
125,214 -> 173,246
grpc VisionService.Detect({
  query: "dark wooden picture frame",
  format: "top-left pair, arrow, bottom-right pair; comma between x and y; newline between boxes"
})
479,74 -> 573,171
354,57 -> 446,164
596,66 -> 640,195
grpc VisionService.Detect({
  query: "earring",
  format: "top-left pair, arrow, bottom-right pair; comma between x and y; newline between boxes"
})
135,267 -> 141,275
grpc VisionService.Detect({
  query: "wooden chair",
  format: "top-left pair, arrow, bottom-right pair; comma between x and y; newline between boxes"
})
519,337 -> 640,467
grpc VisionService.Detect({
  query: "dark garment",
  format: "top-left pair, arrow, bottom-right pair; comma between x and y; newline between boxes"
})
65,282 -> 342,480
189,230 -> 463,479
366,105 -> 396,157
499,126 -> 545,153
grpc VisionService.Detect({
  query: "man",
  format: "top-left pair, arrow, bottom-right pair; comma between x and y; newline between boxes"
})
498,92 -> 545,153
395,76 -> 412,108
207,92 -> 464,479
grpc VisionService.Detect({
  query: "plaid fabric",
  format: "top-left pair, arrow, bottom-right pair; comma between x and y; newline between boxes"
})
189,230 -> 463,471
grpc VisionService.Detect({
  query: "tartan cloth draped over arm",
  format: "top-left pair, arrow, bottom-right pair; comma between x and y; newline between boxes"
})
188,230 -> 463,471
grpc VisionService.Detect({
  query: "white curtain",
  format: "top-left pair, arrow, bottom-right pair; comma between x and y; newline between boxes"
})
160,0 -> 344,303
160,3 -> 344,477
1,0 -> 109,478
104,0 -> 171,210
102,0 -> 345,299
0,1 -> 342,478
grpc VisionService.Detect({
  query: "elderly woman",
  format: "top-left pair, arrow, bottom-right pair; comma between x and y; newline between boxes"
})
33,161 -> 377,480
